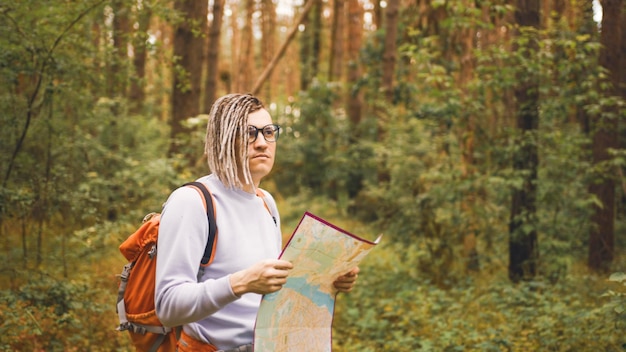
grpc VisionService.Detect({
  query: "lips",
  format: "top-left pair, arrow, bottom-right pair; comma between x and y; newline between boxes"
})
252,154 -> 271,159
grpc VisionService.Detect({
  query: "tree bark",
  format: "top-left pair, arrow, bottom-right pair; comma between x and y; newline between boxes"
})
346,0 -> 363,128
204,0 -> 225,110
328,0 -> 345,82
458,0 -> 480,273
129,3 -> 152,113
588,0 -> 621,272
170,0 -> 208,158
574,0 -> 597,133
311,2 -> 322,84
260,0 -> 276,100
236,0 -> 255,92
110,0 -> 130,98
299,0 -> 317,90
381,0 -> 399,102
509,0 -> 540,283
373,0 -> 382,31
252,0 -> 317,95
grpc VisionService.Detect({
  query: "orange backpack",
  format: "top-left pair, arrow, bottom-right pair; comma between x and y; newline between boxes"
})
116,182 -> 217,352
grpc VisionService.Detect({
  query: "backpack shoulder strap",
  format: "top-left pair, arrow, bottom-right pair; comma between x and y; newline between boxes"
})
183,182 -> 217,266
256,188 -> 277,225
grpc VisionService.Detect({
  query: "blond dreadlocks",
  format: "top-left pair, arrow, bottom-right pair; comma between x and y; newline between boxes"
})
205,93 -> 264,189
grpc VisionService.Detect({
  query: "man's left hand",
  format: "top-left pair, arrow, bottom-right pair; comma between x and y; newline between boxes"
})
333,267 -> 360,293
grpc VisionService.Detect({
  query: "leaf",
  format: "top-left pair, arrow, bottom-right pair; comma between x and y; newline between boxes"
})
608,272 -> 626,283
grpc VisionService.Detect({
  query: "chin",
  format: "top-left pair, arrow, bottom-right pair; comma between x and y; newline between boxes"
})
251,168 -> 271,182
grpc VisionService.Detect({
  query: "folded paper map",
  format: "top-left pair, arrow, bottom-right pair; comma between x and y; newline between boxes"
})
254,212 -> 382,352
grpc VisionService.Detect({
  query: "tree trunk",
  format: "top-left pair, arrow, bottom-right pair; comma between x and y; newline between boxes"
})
373,0 -> 382,30
311,1 -> 322,84
300,0 -> 313,90
236,0 -> 255,92
110,0 -> 130,98
260,0 -> 276,101
228,0 -> 240,93
621,2 -> 626,102
204,0 -> 225,110
170,0 -> 208,159
381,0 -> 398,102
328,0 -> 345,82
588,0 -> 621,272
574,0 -> 597,133
509,0 -> 540,283
252,0 -> 318,95
129,3 -> 152,113
458,0 -> 480,273
346,0 -> 363,128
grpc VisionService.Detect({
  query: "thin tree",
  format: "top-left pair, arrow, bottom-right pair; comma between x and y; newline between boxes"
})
300,0 -> 322,90
573,0 -> 597,133
1,0 -> 106,188
381,0 -> 398,102
170,0 -> 208,158
372,0 -> 382,30
129,2 -> 152,114
509,0 -> 540,283
346,0 -> 363,128
311,2 -> 322,85
458,0 -> 480,272
204,0 -> 225,110
619,2 -> 626,204
110,0 -> 130,98
328,0 -> 345,82
252,0 -> 318,95
236,0 -> 255,92
588,0 -> 622,271
260,0 -> 276,101
621,3 -> 626,100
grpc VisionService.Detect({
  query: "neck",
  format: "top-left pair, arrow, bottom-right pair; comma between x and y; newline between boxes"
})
242,183 -> 255,193
241,178 -> 260,194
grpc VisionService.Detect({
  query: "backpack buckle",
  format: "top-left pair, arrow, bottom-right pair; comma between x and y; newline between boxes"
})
142,212 -> 158,223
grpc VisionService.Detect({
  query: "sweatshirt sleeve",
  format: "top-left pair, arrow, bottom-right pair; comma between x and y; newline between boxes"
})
154,186 -> 239,327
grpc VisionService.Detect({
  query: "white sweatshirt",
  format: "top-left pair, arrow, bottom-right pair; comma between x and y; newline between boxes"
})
155,174 -> 282,350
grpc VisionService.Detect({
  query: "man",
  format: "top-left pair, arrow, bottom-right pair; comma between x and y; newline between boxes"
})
155,93 -> 359,352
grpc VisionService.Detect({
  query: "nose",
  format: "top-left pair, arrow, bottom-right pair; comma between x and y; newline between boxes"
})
251,131 -> 269,147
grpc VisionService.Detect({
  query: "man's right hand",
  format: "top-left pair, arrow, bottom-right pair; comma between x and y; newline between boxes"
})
229,259 -> 293,296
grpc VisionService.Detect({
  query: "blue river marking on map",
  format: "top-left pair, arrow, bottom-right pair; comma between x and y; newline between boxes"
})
287,277 -> 334,313
262,276 -> 334,314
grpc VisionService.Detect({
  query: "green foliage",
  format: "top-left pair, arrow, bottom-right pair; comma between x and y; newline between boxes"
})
0,264 -> 131,351
0,3 -> 186,349
332,245 -> 625,351
273,82 -> 378,206
602,272 -> 626,329
0,0 -> 624,350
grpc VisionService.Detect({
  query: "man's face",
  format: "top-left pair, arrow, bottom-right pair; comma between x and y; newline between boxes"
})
246,108 -> 276,186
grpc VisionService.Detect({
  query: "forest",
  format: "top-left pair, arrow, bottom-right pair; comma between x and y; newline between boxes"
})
0,0 -> 625,350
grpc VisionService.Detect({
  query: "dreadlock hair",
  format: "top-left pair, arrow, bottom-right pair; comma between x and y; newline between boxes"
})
205,93 -> 264,189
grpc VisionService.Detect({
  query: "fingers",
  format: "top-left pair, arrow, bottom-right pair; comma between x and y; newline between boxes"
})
272,259 -> 294,272
263,260 -> 293,292
231,259 -> 293,296
333,267 -> 360,293
233,261 -> 360,296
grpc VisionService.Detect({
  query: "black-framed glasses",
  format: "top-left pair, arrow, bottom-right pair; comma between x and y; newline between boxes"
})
248,124 -> 280,143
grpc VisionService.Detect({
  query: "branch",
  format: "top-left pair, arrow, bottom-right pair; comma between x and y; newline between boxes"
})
251,0 -> 318,95
2,0 -> 107,188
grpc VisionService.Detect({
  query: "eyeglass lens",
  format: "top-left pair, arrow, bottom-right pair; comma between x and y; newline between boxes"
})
248,124 -> 280,142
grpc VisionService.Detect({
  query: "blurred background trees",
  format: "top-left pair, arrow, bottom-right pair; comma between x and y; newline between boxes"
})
0,0 -> 624,350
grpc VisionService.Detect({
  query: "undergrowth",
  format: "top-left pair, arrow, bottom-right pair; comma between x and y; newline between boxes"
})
332,242 -> 625,351
0,195 -> 623,351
